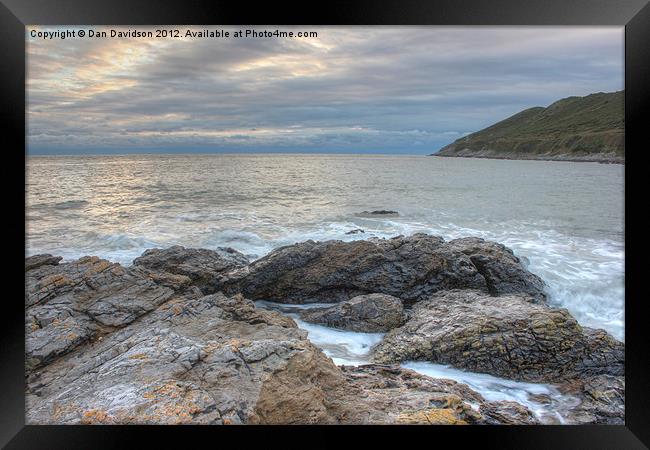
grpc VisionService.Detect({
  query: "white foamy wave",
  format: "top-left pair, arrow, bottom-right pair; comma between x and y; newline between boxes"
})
402,361 -> 578,424
26,232 -> 165,265
293,318 -> 385,366
255,301 -> 385,366
201,229 -> 275,259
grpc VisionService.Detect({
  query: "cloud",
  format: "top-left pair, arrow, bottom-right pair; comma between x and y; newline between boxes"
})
27,26 -> 624,154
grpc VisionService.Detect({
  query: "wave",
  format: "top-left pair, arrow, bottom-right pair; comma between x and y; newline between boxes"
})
26,214 -> 624,340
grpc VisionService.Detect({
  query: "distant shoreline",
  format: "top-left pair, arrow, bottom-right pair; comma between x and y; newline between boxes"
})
430,153 -> 624,165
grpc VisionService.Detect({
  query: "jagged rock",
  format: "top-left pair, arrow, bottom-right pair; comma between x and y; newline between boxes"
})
132,245 -> 249,294
223,234 -> 546,304
345,228 -> 365,235
24,245 -> 621,425
372,290 -> 624,383
337,365 -> 539,425
478,401 -> 539,425
26,292 -> 344,424
131,267 -> 197,294
25,255 -> 175,369
558,375 -> 625,424
26,282 -> 542,425
299,293 -> 405,332
25,254 -> 62,272
448,237 -> 547,302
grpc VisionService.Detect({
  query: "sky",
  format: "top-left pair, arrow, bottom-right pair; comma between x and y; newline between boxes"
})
27,26 -> 624,155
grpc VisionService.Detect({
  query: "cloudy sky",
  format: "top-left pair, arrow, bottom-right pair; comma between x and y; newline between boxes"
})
27,26 -> 623,155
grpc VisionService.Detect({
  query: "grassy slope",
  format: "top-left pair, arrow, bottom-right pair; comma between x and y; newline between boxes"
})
434,91 -> 624,162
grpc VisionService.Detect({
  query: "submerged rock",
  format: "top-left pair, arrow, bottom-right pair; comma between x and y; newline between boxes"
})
358,210 -> 399,216
25,255 -> 175,370
299,293 -> 405,332
132,245 -> 249,294
223,234 -> 546,304
372,290 -> 624,383
345,228 -> 365,235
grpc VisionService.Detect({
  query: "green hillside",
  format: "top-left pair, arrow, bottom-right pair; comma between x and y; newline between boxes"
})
433,91 -> 624,163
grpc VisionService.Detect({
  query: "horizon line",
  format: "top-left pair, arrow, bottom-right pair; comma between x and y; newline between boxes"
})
27,150 -> 440,157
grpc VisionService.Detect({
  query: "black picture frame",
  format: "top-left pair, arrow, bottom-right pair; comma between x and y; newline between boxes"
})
2,0 -> 648,448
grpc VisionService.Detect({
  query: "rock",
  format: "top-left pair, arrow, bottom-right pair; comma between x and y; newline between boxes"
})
25,255 -> 175,369
25,254 -> 62,272
448,237 -> 547,302
337,365 -> 539,425
299,293 -> 405,332
26,292 -> 347,424
558,375 -> 624,424
372,290 -> 624,383
24,248 -> 613,425
223,234 -> 546,304
345,228 -> 365,235
478,400 -> 539,425
356,210 -> 399,217
25,272 -> 541,425
361,209 -> 399,216
132,245 -> 249,294
131,267 -> 197,294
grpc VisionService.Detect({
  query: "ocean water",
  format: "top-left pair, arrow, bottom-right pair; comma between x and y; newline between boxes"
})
26,153 -> 625,341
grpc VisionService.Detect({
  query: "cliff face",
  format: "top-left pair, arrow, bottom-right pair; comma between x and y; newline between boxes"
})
433,91 -> 624,163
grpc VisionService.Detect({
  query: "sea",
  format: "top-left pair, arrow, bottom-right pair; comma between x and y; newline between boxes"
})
26,153 -> 624,422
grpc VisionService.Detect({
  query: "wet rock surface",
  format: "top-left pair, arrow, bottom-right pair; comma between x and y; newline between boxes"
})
299,293 -> 405,332
223,234 -> 546,304
372,290 -> 624,383
357,210 -> 400,216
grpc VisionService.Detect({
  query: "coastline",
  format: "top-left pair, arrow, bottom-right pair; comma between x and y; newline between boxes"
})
25,235 -> 625,425
430,152 -> 624,164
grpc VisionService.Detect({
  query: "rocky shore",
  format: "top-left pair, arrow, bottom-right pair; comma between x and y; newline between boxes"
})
25,234 -> 624,424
